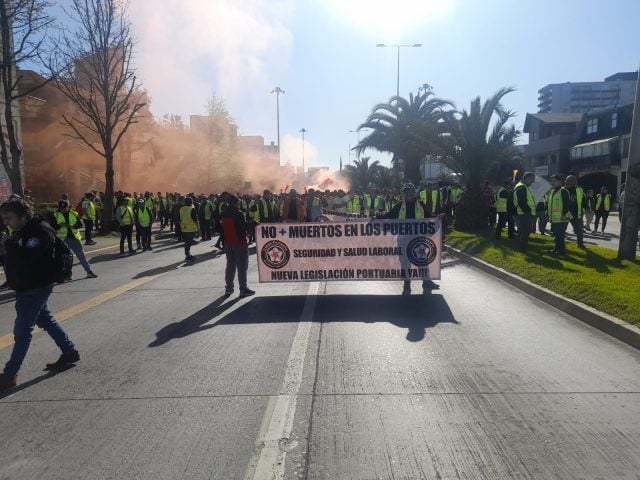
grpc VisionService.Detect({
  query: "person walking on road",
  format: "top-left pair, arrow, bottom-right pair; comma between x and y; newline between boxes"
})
115,197 -> 136,257
547,175 -> 571,255
180,197 -> 198,263
0,199 -> 81,392
381,183 -> 438,295
81,192 -> 97,246
513,172 -> 536,252
594,186 -> 611,233
221,195 -> 255,298
565,175 -> 586,248
52,200 -> 97,279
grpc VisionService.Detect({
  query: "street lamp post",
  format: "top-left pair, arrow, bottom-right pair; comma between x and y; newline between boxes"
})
271,87 -> 284,163
299,128 -> 307,174
376,43 -> 422,98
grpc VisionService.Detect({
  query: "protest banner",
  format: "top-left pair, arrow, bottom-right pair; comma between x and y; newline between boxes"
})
256,218 -> 442,283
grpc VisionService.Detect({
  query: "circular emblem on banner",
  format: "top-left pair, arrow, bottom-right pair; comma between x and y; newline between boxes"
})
406,236 -> 438,267
261,240 -> 291,269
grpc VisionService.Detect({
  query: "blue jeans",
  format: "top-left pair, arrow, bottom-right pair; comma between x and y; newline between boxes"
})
3,285 -> 75,377
551,222 -> 567,253
65,237 -> 93,274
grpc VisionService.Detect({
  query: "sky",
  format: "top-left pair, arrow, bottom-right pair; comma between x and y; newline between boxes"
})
60,0 -> 640,172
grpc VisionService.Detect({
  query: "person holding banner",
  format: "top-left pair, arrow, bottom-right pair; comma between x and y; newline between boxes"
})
381,183 -> 439,295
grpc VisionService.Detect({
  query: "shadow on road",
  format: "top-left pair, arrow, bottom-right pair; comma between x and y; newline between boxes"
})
148,295 -> 242,347
133,250 -> 224,279
149,293 -> 458,346
0,365 -> 75,401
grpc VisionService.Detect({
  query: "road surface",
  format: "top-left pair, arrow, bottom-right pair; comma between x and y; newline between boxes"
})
0,233 -> 639,479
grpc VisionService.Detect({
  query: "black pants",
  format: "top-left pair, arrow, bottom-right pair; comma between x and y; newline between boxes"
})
200,219 -> 212,240
517,214 -> 533,251
569,217 -> 584,246
183,232 -> 195,257
119,225 -> 134,253
84,219 -> 94,243
551,222 -> 567,253
495,212 -> 515,238
594,211 -> 609,231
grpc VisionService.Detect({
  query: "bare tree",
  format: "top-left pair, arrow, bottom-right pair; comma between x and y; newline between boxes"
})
51,0 -> 145,232
0,0 -> 54,197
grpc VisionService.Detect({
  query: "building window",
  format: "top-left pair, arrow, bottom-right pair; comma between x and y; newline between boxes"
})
587,118 -> 598,134
611,112 -> 618,129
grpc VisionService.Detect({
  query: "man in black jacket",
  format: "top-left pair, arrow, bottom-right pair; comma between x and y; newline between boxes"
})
0,199 -> 80,391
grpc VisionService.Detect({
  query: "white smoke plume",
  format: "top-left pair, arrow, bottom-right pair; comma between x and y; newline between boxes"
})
281,133 -> 319,168
128,0 -> 293,120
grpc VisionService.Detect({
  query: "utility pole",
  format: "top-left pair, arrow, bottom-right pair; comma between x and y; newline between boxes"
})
618,65 -> 640,259
376,43 -> 422,98
299,128 -> 307,174
271,87 -> 284,164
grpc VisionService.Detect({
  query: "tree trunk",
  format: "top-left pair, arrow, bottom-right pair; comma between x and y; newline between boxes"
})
7,155 -> 23,197
101,151 -> 115,234
454,185 -> 489,231
405,156 -> 422,185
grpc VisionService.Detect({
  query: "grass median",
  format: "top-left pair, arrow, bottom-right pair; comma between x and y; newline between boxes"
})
445,229 -> 640,326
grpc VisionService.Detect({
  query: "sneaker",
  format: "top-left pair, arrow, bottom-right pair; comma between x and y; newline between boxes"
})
186,256 -> 196,263
239,289 -> 255,298
224,288 -> 234,296
578,244 -> 587,249
0,373 -> 17,391
119,252 -> 127,257
45,349 -> 80,371
129,250 -> 137,255
147,246 -> 153,251
86,272 -> 98,278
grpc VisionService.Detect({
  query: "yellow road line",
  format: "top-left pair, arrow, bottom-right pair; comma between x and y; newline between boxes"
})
0,274 -> 164,351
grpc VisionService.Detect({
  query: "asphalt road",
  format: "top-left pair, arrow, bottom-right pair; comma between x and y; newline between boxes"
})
0,233 -> 639,479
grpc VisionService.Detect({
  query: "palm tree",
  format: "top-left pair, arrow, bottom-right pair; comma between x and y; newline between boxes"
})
440,87 -> 521,230
343,157 -> 382,192
355,91 -> 452,184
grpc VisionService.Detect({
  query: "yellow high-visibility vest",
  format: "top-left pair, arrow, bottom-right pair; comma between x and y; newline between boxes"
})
118,206 -> 134,226
547,188 -> 571,223
54,211 -> 82,241
513,182 -> 535,215
346,197 -> 361,214
495,188 -> 508,213
82,200 -> 96,220
595,193 -> 611,211
398,201 -> 425,219
137,207 -> 151,227
180,206 -> 198,232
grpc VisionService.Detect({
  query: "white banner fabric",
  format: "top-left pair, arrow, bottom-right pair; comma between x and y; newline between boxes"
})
256,218 -> 442,283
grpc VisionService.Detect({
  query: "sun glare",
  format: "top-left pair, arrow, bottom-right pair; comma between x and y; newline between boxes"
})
321,0 -> 454,39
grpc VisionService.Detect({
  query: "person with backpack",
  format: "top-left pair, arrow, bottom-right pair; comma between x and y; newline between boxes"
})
0,199 -> 80,392
52,200 -> 97,279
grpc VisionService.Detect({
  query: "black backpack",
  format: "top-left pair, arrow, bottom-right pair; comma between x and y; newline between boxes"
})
52,235 -> 73,283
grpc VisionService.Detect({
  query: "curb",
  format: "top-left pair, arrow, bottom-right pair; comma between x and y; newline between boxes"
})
445,245 -> 640,351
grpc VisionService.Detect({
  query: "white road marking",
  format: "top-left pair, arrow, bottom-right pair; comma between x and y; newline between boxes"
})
244,282 -> 320,480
